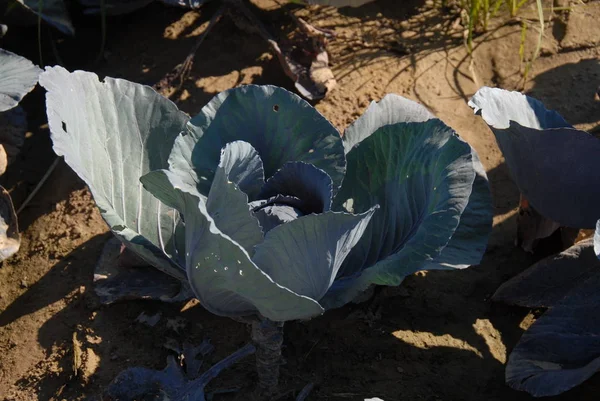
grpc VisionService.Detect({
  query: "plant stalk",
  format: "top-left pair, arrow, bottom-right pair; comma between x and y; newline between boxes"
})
251,318 -> 284,394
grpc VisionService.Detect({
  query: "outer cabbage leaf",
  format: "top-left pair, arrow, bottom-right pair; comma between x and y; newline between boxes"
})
344,95 -> 491,271
40,66 -> 189,281
106,355 -> 188,400
252,207 -> 377,301
322,119 -> 479,309
140,169 -> 325,321
469,87 -> 600,229
500,222 -> 600,396
170,85 -> 345,198
506,272 -> 600,397
342,94 -> 435,154
422,150 -> 492,270
469,87 -> 571,131
493,238 -> 600,308
93,237 -> 190,305
0,49 -> 41,112
16,0 -> 74,35
104,341 -> 252,401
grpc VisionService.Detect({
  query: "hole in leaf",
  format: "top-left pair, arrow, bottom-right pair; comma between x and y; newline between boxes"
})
273,105 -> 279,112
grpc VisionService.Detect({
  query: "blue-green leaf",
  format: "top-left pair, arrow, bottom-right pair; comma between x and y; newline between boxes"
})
343,94 -> 492,270
206,142 -> 264,254
168,130 -> 212,198
493,238 -> 600,308
252,208 -> 377,301
495,225 -> 600,396
216,141 -> 265,200
470,87 -> 600,229
343,94 -> 434,154
93,237 -> 190,305
469,86 -> 571,130
506,272 -> 600,397
141,170 -> 324,321
258,162 -> 333,214
0,49 -> 41,112
40,66 -> 189,281
423,151 -> 492,270
323,120 -> 476,309
170,85 -> 346,195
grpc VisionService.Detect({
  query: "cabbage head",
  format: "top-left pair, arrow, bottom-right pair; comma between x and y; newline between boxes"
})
40,66 -> 492,322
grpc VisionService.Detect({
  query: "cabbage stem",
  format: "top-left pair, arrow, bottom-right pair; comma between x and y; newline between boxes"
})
251,318 -> 284,393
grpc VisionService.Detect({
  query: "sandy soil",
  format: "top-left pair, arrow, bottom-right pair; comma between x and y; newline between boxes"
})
0,0 -> 599,399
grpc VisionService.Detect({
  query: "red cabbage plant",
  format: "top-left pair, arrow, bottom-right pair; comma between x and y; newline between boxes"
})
40,66 -> 492,398
470,87 -> 600,397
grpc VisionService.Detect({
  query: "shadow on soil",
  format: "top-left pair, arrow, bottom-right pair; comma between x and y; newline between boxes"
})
528,58 -> 600,127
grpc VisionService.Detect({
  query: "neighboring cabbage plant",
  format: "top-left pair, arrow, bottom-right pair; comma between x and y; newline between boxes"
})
40,66 -> 492,396
470,87 -> 600,397
0,49 -> 41,261
469,87 -> 600,249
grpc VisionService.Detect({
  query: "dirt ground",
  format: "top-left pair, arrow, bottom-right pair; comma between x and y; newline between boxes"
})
1,0 -> 599,399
